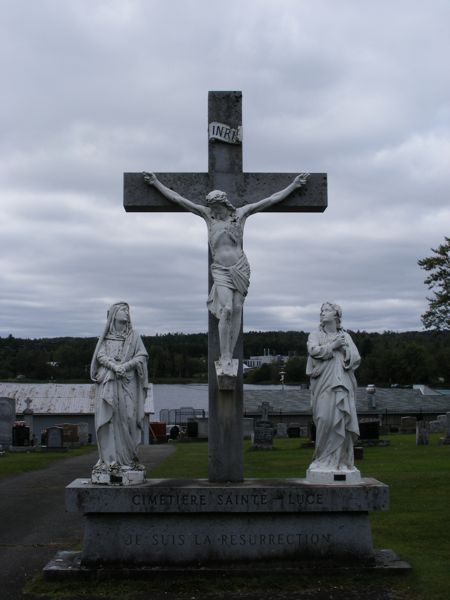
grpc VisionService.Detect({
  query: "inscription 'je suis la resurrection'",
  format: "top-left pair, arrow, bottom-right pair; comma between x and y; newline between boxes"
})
125,532 -> 333,547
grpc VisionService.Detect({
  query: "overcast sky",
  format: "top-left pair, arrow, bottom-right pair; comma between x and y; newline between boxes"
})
1,0 -> 449,339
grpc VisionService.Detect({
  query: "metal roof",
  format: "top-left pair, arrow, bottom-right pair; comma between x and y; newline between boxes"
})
0,383 -> 154,415
244,387 -> 450,416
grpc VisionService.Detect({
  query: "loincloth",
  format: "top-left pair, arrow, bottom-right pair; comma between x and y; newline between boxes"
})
207,253 -> 250,318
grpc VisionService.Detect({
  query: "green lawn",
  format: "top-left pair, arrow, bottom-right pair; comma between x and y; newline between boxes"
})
0,445 -> 97,479
25,435 -> 450,599
150,434 -> 450,600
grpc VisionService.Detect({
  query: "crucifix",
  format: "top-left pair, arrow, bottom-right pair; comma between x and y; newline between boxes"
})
124,91 -> 327,482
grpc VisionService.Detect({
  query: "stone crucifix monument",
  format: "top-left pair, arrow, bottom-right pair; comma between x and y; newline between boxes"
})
57,92 -> 395,574
124,91 -> 327,482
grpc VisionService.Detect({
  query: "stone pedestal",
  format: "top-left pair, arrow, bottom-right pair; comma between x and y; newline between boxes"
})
65,477 -> 388,566
306,467 -> 362,485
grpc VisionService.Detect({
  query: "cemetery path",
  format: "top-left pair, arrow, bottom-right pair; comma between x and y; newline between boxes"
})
0,445 -> 175,600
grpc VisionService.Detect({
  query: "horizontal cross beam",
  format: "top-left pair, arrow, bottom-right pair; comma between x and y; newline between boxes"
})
124,172 -> 327,213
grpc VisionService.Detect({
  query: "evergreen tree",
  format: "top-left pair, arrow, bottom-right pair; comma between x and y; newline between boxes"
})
418,236 -> 450,330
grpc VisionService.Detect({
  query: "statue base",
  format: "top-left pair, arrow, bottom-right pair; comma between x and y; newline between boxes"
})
91,465 -> 146,486
306,467 -> 361,485
215,359 -> 239,391
62,477 -> 388,566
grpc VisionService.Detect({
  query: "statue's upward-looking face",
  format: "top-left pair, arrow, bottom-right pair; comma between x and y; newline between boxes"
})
115,307 -> 129,330
320,303 -> 337,325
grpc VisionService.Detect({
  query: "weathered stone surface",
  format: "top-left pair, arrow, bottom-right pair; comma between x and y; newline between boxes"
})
306,468 -> 362,485
66,478 -> 389,514
80,512 -> 374,565
67,478 -> 387,565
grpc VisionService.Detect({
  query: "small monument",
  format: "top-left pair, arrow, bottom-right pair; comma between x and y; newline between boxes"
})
56,93 -> 398,575
252,401 -> 275,450
90,302 -> 148,485
306,302 -> 362,484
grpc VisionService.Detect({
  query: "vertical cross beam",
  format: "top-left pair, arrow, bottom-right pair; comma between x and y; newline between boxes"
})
123,91 -> 327,484
207,92 -> 244,482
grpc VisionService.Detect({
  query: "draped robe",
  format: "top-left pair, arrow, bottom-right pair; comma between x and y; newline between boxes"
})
306,327 -> 360,471
91,305 -> 148,469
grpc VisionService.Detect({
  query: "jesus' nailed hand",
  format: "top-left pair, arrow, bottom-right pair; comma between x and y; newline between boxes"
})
143,171 -> 309,370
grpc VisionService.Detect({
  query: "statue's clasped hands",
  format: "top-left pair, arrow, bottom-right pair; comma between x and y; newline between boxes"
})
115,364 -> 127,378
332,333 -> 347,350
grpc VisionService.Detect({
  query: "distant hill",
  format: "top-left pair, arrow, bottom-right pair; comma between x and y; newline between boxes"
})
0,330 -> 448,386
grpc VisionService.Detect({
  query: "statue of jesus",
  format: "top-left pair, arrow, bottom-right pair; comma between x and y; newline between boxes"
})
143,172 -> 309,371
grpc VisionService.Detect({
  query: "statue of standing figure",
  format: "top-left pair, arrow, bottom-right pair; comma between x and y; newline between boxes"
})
90,302 -> 148,485
143,172 -> 309,376
306,302 -> 361,484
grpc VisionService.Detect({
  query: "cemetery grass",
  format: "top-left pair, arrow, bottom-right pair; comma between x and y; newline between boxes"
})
0,445 -> 96,479
26,435 -> 449,600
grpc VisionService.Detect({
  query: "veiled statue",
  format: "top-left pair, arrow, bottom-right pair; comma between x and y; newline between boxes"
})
90,302 -> 148,485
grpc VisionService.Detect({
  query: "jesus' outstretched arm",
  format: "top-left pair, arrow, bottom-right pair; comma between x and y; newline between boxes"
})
238,173 -> 309,219
143,172 -> 208,218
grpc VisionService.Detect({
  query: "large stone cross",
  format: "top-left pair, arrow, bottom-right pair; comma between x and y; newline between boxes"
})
124,91 -> 327,482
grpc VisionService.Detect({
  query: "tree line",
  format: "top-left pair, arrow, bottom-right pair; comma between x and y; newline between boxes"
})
0,329 -> 449,387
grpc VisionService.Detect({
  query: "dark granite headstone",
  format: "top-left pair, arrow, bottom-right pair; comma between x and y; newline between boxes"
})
359,419 -> 380,440
252,420 -> 276,449
0,397 -> 15,448
56,423 -> 79,444
12,423 -> 30,446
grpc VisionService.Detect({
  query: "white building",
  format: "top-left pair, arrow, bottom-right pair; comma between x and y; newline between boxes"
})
0,382 -> 154,444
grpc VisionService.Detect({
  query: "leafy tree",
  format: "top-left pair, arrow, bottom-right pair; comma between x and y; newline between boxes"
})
418,236 -> 450,330
284,356 -> 308,384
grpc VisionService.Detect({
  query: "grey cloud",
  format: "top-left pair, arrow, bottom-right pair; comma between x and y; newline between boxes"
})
0,0 -> 449,338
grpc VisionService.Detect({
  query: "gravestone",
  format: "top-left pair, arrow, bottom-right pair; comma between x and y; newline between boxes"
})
416,420 -> 429,445
77,422 -> 89,445
359,419 -> 380,440
437,414 -> 448,429
47,427 -> 64,448
439,412 -> 450,445
196,418 -> 209,440
400,416 -> 417,434
252,402 -> 275,450
56,423 -> 79,446
242,418 -> 254,439
276,422 -> 288,438
287,423 -> 301,438
0,397 -> 15,448
12,423 -> 30,446
429,419 -> 443,433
